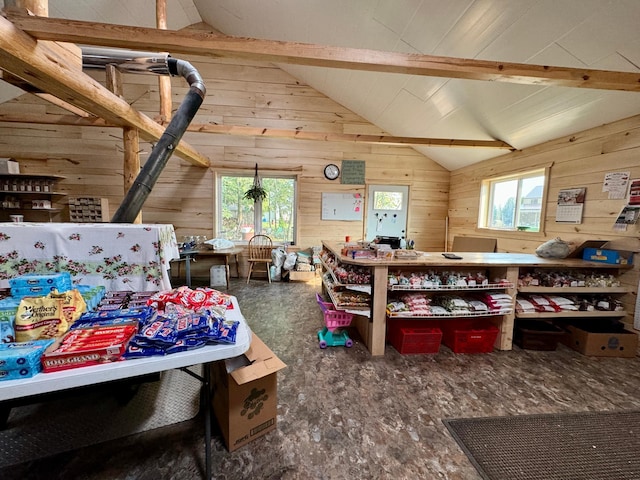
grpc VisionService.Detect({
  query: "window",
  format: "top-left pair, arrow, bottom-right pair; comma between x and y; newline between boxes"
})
217,174 -> 296,244
479,169 -> 547,232
373,190 -> 403,210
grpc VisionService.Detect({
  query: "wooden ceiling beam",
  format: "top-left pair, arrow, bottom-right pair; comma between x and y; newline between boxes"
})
0,13 -> 210,167
0,112 -> 514,149
5,11 -> 640,92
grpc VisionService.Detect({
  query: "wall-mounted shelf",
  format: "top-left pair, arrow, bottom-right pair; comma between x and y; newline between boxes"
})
0,174 -> 66,222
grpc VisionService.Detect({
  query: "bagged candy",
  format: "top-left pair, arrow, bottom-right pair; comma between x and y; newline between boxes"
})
15,296 -> 68,342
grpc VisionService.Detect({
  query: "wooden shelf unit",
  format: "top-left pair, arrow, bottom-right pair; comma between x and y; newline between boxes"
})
320,241 -> 633,356
0,174 -> 66,222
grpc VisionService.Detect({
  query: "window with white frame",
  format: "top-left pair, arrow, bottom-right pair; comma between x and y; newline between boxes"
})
217,174 -> 296,244
478,169 -> 547,232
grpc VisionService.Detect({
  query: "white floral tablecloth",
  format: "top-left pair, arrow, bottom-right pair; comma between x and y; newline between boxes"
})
0,223 -> 179,291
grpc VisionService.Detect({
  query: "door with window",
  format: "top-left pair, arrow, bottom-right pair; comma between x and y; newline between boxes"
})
365,185 -> 409,242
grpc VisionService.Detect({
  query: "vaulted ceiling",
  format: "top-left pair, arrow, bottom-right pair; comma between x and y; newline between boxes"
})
1,0 -> 640,171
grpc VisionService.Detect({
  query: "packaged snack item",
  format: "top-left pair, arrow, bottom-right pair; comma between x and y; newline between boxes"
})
207,318 -> 240,344
0,366 -> 41,381
48,289 -> 87,325
165,338 -> 206,354
123,342 -> 166,358
9,272 -> 72,290
0,339 -> 54,370
41,324 -> 137,372
0,300 -> 18,343
71,306 -> 155,329
15,296 -> 68,342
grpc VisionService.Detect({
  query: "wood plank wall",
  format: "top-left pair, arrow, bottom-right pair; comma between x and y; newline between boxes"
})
0,54 -> 449,277
449,114 -> 640,326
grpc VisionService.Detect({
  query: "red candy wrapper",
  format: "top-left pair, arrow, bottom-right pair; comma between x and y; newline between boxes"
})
147,286 -> 233,312
41,323 -> 137,372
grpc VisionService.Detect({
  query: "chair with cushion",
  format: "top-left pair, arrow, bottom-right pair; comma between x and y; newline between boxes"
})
246,234 -> 273,283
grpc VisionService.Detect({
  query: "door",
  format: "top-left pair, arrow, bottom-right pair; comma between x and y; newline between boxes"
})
365,185 -> 409,242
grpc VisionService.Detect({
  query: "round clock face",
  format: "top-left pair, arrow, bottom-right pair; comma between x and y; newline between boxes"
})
324,163 -> 340,180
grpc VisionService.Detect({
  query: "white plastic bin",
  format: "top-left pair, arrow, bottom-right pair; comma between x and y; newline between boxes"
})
210,265 -> 227,287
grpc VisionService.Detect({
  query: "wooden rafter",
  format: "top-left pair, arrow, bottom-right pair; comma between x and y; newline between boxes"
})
0,13 -> 210,167
6,11 -> 640,92
0,113 -> 514,149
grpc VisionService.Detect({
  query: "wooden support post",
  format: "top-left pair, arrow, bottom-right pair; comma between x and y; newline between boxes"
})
156,0 -> 172,122
122,127 -> 142,224
106,65 -> 142,224
5,0 -> 47,16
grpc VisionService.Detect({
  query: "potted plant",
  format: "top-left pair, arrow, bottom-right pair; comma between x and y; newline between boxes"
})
243,163 -> 268,203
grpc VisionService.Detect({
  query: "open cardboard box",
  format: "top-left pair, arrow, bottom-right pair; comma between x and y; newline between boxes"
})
211,333 -> 286,452
560,321 -> 638,358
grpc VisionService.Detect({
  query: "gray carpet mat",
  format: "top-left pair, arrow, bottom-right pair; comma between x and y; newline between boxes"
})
443,410 -> 640,480
0,367 -> 202,468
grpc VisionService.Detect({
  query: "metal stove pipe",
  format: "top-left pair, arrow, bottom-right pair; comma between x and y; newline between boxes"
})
79,48 -> 206,223
81,47 -> 171,75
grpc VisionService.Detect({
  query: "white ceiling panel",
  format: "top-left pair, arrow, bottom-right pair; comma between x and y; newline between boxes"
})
401,0 -> 473,54
557,1 -> 640,67
2,0 -> 640,172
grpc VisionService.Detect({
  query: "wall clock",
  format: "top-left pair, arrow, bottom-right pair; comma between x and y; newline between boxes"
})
324,163 -> 340,180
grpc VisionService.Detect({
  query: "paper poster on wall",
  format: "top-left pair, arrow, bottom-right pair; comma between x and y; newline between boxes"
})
629,178 -> 640,205
321,192 -> 363,221
602,171 -> 630,200
555,187 -> 586,223
612,178 -> 640,231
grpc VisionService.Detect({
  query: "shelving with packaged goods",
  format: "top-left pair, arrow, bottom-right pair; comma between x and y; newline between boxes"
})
0,174 -> 66,222
320,241 -> 635,356
515,267 -> 631,321
319,249 -> 371,315
385,267 -> 514,323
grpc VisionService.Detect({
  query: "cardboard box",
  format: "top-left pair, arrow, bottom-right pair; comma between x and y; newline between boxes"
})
0,159 -> 19,174
561,323 -> 638,358
582,247 -> 634,265
212,334 -> 286,452
514,320 -> 567,351
289,270 -> 316,282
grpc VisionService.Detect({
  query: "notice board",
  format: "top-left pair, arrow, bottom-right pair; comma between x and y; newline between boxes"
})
340,160 -> 366,185
321,193 -> 363,221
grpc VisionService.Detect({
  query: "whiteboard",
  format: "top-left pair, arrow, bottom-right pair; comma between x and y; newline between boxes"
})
321,193 -> 363,221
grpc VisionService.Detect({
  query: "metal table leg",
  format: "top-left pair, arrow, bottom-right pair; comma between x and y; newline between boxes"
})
185,254 -> 192,287
180,363 -> 213,479
203,363 -> 212,479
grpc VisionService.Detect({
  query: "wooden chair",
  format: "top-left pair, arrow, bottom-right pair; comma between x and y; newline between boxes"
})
246,234 -> 273,283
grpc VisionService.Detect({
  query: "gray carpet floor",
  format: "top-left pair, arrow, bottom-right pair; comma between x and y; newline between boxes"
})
1,276 -> 640,480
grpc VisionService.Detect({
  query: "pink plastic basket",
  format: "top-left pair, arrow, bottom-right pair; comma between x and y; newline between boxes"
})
316,293 -> 353,331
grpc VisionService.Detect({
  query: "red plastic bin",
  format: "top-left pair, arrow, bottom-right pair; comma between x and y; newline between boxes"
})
389,327 -> 443,355
442,320 -> 499,354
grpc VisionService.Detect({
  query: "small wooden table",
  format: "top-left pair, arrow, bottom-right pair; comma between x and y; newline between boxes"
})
172,247 -> 243,289
196,247 -> 243,289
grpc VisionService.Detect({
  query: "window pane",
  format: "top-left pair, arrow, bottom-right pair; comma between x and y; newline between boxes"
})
218,175 -> 296,243
260,177 -> 295,244
374,191 -> 403,210
516,175 -> 544,232
489,179 -> 517,228
220,176 -> 254,242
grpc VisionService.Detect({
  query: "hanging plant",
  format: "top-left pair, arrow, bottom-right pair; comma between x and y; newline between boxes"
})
243,163 -> 268,203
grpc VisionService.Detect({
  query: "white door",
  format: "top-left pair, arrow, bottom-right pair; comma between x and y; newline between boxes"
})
365,185 -> 409,242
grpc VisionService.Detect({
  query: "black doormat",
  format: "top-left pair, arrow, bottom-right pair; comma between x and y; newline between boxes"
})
443,410 -> 640,480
